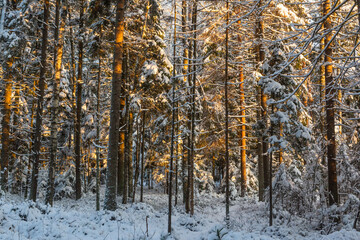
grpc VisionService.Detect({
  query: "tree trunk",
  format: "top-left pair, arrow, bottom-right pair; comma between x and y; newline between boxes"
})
239,66 -> 247,197
181,0 -> 189,210
29,0 -> 50,202
168,0 -> 177,232
104,0 -> 126,211
140,111 -> 146,202
122,96 -> 130,204
95,38 -> 101,211
132,116 -> 141,202
75,0 -> 85,200
118,52 -> 127,196
46,0 -> 66,206
189,0 -> 197,217
68,3 -> 76,161
224,0 -> 230,222
1,58 -> 13,192
323,0 -> 338,206
255,0 -> 267,201
127,111 -> 134,199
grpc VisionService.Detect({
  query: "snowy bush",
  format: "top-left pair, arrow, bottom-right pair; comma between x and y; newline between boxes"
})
54,167 -> 77,200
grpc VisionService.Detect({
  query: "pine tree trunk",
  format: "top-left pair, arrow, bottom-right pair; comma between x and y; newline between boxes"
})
189,0 -> 197,217
122,96 -> 130,204
74,0 -> 85,200
117,52 -> 127,197
181,0 -> 189,210
1,58 -> 13,192
239,66 -> 247,197
255,0 -> 266,201
320,4 -> 327,166
127,112 -> 134,199
132,116 -> 141,202
95,42 -> 101,211
104,0 -> 126,211
323,0 -> 338,206
168,0 -> 177,232
175,106 -> 179,206
140,111 -> 146,202
29,0 -> 50,202
224,0 -> 230,221
68,3 -> 76,160
46,0 -> 66,206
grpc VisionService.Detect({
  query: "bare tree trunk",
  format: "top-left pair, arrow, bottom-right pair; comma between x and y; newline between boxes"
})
168,0 -> 178,233
118,52 -> 127,196
127,111 -> 134,199
189,0 -> 197,217
132,117 -> 141,202
175,105 -> 179,206
29,0 -> 50,202
255,0 -> 266,201
224,0 -> 230,222
181,0 -> 189,210
46,0 -> 66,206
75,0 -> 85,200
323,0 -> 338,206
140,111 -> 146,202
122,96 -> 130,204
68,3 -> 76,160
1,58 -> 13,192
95,34 -> 102,211
104,0 -> 126,211
239,66 -> 247,197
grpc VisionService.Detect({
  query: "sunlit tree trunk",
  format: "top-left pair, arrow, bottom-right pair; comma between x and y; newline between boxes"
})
1,58 -> 13,192
68,3 -> 76,158
323,0 -> 338,206
189,0 -> 198,217
239,66 -> 247,197
46,0 -> 67,206
181,0 -> 189,210
104,0 -> 126,211
29,0 -> 50,202
118,52 -> 127,197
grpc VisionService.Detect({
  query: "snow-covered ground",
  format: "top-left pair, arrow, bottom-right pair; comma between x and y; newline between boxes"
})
0,188 -> 359,240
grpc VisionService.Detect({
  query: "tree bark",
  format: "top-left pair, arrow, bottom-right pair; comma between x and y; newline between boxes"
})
189,0 -> 197,217
127,111 -> 134,199
1,58 -> 13,192
168,0 -> 177,232
239,66 -> 247,197
224,0 -> 230,222
255,0 -> 267,201
104,0 -> 126,211
46,0 -> 66,206
324,0 -> 338,206
117,52 -> 127,196
140,111 -> 146,202
29,0 -> 50,202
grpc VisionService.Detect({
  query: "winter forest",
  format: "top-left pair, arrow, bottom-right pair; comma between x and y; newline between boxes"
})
0,0 -> 360,239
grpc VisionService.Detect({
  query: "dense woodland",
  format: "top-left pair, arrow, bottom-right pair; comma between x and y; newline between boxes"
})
0,0 -> 360,238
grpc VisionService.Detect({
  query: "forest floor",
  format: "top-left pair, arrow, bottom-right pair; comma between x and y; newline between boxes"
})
0,187 -> 359,240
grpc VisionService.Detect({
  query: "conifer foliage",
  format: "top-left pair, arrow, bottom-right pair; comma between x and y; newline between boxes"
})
0,0 -> 360,237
